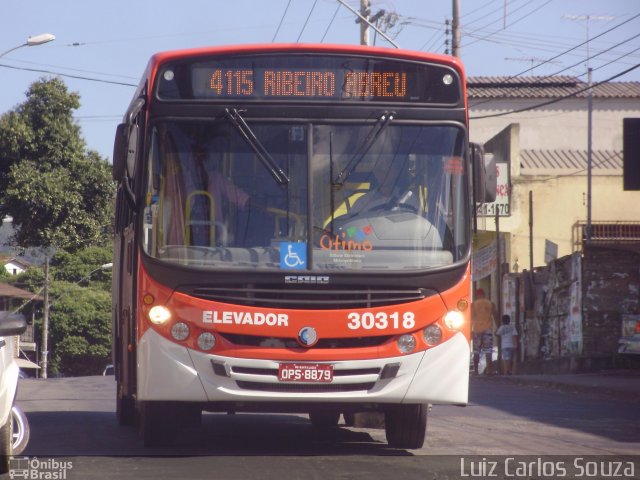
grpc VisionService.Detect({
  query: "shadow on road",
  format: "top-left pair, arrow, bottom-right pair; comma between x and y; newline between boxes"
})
23,410 -> 413,457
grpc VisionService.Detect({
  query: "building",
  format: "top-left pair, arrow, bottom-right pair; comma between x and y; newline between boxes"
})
468,76 -> 640,369
468,76 -> 640,286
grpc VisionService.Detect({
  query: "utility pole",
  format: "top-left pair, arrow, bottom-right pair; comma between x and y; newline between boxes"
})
359,0 -> 371,46
452,0 -> 461,57
587,66 -> 593,241
41,257 -> 50,379
563,14 -> 613,243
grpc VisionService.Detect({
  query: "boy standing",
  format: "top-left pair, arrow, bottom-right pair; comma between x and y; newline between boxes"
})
496,314 -> 518,375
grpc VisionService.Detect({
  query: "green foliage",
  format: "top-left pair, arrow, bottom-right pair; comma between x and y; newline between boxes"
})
48,282 -> 111,376
8,267 -> 45,293
0,77 -> 115,251
51,246 -> 112,291
8,246 -> 114,376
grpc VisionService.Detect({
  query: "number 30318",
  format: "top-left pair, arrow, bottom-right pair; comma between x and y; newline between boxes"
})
346,312 -> 415,331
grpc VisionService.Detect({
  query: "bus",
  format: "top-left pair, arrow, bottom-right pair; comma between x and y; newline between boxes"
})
112,43 -> 495,449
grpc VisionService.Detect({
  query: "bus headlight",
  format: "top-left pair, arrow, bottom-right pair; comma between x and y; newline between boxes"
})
397,334 -> 416,354
423,325 -> 443,345
171,322 -> 190,341
444,311 -> 465,330
148,305 -> 171,325
197,332 -> 216,351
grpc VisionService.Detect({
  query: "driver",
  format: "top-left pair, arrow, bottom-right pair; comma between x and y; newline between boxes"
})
347,155 -> 419,216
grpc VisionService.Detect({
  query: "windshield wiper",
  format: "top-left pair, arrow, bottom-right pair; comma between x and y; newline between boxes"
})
333,111 -> 395,186
224,108 -> 289,186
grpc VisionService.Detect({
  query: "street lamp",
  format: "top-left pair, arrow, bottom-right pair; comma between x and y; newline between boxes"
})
0,33 -> 55,59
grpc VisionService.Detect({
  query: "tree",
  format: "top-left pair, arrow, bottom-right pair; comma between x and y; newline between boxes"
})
8,246 -> 113,376
0,77 -> 115,251
48,282 -> 111,376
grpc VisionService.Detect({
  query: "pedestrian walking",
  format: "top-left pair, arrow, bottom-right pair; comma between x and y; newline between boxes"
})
496,314 -> 518,375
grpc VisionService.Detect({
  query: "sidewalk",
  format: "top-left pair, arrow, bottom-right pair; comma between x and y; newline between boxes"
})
480,369 -> 640,401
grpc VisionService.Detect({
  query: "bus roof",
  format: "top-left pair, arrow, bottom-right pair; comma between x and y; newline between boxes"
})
130,43 -> 466,108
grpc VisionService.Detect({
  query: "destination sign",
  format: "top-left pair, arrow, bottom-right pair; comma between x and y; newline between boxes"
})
156,55 -> 461,104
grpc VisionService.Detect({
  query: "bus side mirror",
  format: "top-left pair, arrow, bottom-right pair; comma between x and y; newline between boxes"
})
113,123 -> 127,181
113,123 -> 139,182
0,312 -> 27,337
471,143 -> 497,203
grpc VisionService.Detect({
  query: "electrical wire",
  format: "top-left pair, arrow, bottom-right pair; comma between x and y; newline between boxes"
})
0,63 -> 137,87
297,0 -> 319,43
460,0 -> 501,21
464,0 -> 528,36
272,0 -> 292,42
321,3 -> 341,42
539,32 -> 640,79
463,0 -> 554,49
476,12 -> 640,82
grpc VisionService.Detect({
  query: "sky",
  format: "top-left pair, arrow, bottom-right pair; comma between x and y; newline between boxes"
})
1,0 -> 639,161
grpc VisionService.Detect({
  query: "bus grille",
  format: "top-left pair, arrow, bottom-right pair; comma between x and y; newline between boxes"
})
235,381 -> 375,393
184,285 -> 429,310
219,333 -> 392,349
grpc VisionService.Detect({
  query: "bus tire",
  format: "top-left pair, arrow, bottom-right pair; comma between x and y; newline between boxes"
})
117,392 -> 137,427
139,401 -> 178,447
384,403 -> 427,449
308,410 -> 340,428
11,406 -> 30,455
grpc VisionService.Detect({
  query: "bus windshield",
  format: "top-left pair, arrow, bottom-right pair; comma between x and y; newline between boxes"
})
142,120 -> 469,271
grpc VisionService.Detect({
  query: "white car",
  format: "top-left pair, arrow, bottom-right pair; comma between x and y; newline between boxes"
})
0,312 -> 28,474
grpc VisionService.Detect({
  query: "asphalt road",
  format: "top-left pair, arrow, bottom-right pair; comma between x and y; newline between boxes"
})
9,375 -> 640,479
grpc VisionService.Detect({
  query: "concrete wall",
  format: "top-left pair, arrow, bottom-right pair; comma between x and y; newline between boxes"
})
582,247 -> 640,357
470,97 -> 640,151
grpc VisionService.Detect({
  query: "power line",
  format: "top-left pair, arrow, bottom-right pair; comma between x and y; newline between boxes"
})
469,63 -> 640,120
479,12 -> 640,82
297,0 -> 319,43
321,3 -> 342,43
0,63 -> 137,87
272,0 -> 292,42
460,0 -> 500,21
541,31 -> 640,79
463,0 -> 554,49
464,0 -> 527,36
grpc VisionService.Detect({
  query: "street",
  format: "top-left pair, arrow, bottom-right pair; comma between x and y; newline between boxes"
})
9,374 -> 639,479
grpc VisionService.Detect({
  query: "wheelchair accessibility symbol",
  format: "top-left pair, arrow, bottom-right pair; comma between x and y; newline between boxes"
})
280,242 -> 307,270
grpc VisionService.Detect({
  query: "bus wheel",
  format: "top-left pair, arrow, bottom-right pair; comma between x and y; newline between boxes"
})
11,406 -> 30,455
139,401 -> 179,447
385,404 -> 427,449
308,410 -> 340,428
117,392 -> 137,426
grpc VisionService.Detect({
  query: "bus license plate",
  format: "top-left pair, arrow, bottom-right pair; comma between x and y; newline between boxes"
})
278,363 -> 333,383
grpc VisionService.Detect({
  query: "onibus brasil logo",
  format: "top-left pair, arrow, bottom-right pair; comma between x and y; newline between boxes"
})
9,457 -> 73,479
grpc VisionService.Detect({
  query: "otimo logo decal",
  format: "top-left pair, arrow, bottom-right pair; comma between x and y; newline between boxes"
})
319,225 -> 373,251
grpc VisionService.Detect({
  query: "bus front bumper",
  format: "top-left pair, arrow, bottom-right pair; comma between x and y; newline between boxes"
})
137,328 -> 469,405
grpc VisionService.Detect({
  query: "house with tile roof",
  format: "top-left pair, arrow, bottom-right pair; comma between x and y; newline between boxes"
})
468,76 -> 640,280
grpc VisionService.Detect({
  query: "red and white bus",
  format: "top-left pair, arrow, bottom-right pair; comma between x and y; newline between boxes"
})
112,43 -> 495,448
